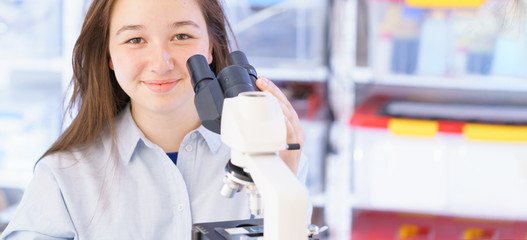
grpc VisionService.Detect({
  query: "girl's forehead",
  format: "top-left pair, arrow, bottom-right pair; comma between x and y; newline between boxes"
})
109,0 -> 205,25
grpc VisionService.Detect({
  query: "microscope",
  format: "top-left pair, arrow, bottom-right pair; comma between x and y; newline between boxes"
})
187,51 -> 325,240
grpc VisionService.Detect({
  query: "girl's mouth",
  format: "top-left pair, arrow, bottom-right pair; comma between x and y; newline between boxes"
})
143,80 -> 180,93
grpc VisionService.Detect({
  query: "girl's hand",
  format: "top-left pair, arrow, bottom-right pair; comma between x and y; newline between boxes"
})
255,76 -> 305,174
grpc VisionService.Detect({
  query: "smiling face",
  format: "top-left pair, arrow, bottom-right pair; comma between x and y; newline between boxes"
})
108,0 -> 213,116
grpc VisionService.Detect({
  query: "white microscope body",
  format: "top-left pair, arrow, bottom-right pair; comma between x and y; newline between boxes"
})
220,91 -> 309,240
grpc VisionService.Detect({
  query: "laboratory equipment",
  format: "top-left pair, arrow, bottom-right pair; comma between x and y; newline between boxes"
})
192,218 -> 328,240
186,51 -> 257,134
187,51 -> 316,239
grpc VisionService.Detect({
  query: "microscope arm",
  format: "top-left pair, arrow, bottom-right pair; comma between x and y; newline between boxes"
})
241,152 -> 308,240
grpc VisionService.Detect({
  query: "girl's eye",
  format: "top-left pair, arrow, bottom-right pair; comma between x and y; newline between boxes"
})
174,34 -> 191,40
127,38 -> 144,44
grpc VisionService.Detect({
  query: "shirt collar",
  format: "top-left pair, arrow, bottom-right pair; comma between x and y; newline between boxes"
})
112,104 -> 144,165
107,104 -> 223,165
195,125 -> 222,154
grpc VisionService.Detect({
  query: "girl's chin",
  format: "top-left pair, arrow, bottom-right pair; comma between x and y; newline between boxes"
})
132,98 -> 195,115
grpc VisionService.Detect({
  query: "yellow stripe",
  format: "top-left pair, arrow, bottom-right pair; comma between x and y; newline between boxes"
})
398,224 -> 420,239
388,118 -> 438,137
462,227 -> 484,239
405,0 -> 485,8
464,123 -> 527,142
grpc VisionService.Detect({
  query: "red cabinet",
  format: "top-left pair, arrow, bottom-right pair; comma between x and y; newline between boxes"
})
352,210 -> 527,240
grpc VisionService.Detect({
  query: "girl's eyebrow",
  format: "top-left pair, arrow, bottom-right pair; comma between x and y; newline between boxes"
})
116,20 -> 200,36
116,25 -> 145,35
170,20 -> 200,29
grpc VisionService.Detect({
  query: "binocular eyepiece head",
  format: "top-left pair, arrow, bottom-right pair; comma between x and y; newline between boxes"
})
186,51 -> 258,134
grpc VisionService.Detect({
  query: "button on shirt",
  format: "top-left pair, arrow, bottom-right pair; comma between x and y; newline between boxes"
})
0,105 -> 311,240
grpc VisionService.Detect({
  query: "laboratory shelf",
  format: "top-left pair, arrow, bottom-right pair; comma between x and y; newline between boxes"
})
257,66 -> 329,82
352,67 -> 527,92
227,0 -> 328,83
328,0 -> 527,238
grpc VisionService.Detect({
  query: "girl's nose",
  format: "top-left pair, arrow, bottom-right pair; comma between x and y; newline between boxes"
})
149,45 -> 175,75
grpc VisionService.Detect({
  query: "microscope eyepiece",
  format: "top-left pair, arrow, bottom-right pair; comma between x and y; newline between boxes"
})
187,54 -> 217,93
228,50 -> 258,85
228,51 -> 250,66
187,54 -> 224,134
217,66 -> 257,98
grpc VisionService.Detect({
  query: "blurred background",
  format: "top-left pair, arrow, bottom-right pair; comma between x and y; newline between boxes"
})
1,0 -> 527,239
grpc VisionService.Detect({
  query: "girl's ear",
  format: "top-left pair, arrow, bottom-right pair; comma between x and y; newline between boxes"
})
109,58 -> 114,70
207,43 -> 213,64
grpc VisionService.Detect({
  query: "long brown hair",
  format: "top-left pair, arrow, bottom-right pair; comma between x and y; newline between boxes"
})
41,0 -> 233,159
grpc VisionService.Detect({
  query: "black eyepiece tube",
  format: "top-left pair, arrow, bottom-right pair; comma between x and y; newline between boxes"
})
228,51 -> 258,83
186,54 -> 224,134
187,54 -> 217,92
229,51 -> 250,66
218,66 -> 257,98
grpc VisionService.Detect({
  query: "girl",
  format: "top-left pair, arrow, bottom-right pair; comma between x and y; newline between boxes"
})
0,0 -> 309,239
